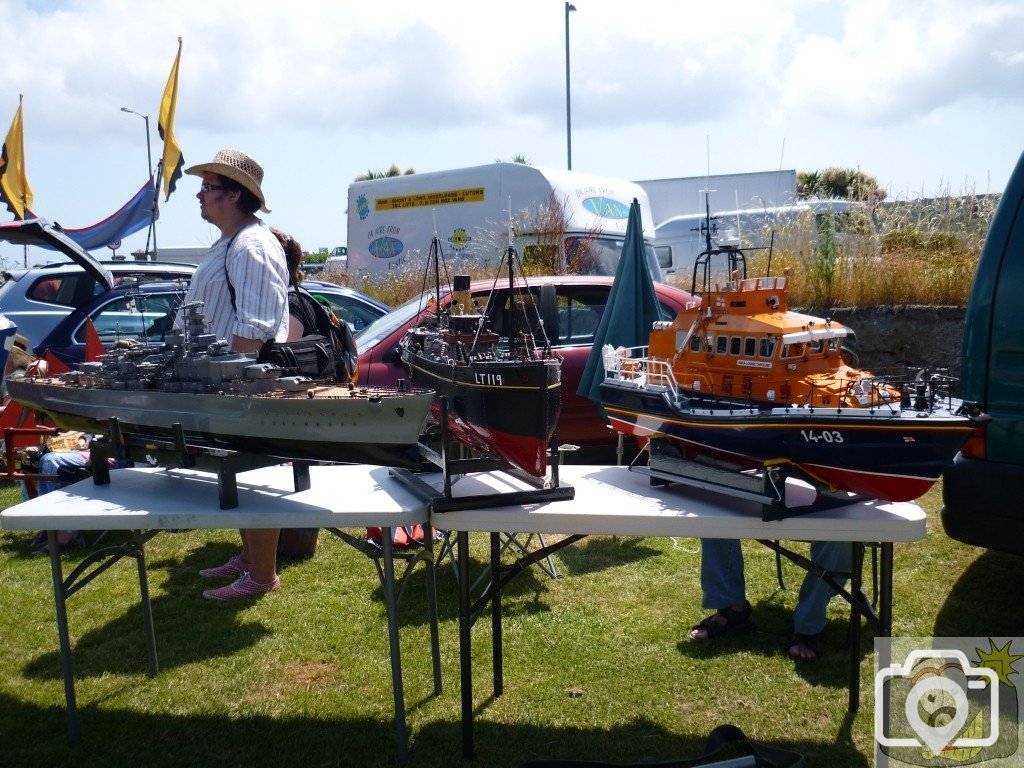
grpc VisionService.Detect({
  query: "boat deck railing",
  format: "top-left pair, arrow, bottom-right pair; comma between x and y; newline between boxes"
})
603,348 -> 963,415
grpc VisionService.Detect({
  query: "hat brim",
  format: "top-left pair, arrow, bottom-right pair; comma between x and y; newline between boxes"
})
185,162 -> 271,213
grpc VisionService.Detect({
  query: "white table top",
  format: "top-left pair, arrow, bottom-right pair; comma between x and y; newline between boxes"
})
428,465 -> 927,543
0,463 -> 926,543
0,464 -> 430,531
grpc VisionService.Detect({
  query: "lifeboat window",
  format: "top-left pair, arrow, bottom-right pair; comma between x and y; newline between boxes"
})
716,336 -> 728,354
722,375 -> 733,393
781,343 -> 804,359
809,339 -> 824,353
690,334 -> 702,352
744,337 -> 756,356
759,337 -> 778,358
828,338 -> 841,351
730,336 -> 741,355
742,377 -> 753,396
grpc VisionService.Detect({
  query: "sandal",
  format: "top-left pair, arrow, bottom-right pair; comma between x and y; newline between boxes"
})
785,631 -> 823,661
689,601 -> 755,641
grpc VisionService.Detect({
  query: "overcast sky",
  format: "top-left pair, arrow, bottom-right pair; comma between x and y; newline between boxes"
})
2,0 -> 1022,266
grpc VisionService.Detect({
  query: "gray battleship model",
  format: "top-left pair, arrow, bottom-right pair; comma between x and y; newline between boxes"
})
7,302 -> 434,468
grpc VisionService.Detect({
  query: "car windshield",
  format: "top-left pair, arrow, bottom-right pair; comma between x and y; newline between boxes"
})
356,289 -> 449,353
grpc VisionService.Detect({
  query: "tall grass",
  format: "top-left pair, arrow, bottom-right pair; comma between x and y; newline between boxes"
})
325,193 -> 998,311
674,194 -> 997,310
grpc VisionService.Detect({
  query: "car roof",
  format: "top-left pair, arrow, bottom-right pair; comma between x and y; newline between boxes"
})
300,280 -> 392,311
2,260 -> 195,279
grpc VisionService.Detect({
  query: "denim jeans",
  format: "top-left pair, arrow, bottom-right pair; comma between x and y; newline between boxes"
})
699,538 -> 853,635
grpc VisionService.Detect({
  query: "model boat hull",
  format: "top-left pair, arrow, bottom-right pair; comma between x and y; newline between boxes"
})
403,352 -> 561,476
601,380 -> 978,502
8,378 -> 433,468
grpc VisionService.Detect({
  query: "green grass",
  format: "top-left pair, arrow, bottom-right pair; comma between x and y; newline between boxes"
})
1,479 -> 1022,767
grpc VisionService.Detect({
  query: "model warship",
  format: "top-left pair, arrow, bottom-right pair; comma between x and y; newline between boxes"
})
600,219 -> 985,504
7,302 -> 433,468
400,236 -> 562,477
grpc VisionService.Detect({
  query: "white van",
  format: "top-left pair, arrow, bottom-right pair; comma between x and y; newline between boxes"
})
654,199 -> 875,279
346,162 -> 661,280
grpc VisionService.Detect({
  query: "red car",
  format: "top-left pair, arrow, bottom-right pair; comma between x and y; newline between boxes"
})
355,275 -> 694,452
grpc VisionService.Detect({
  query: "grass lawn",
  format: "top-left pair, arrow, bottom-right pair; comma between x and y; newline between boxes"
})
1,478 -> 1022,768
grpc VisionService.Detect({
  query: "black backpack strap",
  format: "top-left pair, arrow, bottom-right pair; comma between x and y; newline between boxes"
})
221,221 -> 260,312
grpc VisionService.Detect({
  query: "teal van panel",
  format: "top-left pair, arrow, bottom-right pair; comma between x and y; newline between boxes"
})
960,152 -> 1024,463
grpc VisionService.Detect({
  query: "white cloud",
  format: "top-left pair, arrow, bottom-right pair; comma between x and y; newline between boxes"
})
0,0 -> 1020,262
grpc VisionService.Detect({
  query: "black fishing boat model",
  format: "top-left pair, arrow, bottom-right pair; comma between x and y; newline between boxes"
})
399,236 -> 562,478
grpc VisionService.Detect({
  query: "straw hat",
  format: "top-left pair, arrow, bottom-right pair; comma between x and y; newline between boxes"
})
185,149 -> 270,213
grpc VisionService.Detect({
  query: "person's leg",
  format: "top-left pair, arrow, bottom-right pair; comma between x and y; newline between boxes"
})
788,541 -> 853,658
690,539 -> 753,640
700,538 -> 746,609
243,528 -> 281,585
37,449 -> 89,496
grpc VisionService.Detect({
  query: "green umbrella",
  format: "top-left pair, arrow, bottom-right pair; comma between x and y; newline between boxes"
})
576,197 -> 662,418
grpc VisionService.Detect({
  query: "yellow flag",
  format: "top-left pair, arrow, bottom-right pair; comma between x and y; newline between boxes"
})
0,94 -> 34,219
158,37 -> 184,201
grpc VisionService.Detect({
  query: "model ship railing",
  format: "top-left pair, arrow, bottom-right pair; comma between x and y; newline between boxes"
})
602,347 -> 964,415
602,345 -> 679,391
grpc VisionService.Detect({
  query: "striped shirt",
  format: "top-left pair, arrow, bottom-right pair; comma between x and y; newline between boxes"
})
181,221 -> 289,344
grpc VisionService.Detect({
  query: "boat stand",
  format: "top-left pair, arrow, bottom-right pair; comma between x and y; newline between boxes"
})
632,437 -> 868,521
90,417 -> 312,509
389,398 -> 575,514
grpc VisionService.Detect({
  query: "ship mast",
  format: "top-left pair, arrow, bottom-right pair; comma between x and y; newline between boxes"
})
506,201 -> 518,358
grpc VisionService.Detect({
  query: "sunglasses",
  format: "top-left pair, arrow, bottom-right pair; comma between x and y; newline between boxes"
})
199,183 -> 226,193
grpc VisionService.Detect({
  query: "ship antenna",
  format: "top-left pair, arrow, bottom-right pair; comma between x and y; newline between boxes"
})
703,191 -> 713,254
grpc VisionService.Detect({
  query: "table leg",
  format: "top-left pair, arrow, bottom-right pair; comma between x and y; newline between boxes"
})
48,530 -> 79,742
458,530 -> 474,760
879,543 -> 893,636
491,532 -> 503,697
381,529 -> 409,764
849,542 -> 865,713
425,525 -> 442,696
132,532 -> 159,676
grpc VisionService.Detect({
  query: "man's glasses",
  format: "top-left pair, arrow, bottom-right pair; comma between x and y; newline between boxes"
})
199,183 -> 225,193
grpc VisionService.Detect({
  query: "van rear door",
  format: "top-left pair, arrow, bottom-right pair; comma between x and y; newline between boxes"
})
959,156 -> 1024,461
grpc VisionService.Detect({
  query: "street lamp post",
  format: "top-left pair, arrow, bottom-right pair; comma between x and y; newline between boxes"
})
120,107 -> 152,186
121,106 -> 157,260
565,2 -> 576,170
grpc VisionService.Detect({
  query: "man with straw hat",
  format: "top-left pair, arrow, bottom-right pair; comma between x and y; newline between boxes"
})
179,148 -> 290,601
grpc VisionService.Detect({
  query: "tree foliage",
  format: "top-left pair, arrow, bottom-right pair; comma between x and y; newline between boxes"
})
353,163 -> 416,181
797,167 -> 886,204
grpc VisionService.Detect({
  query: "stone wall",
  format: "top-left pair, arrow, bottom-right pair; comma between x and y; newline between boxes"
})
824,305 -> 967,380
